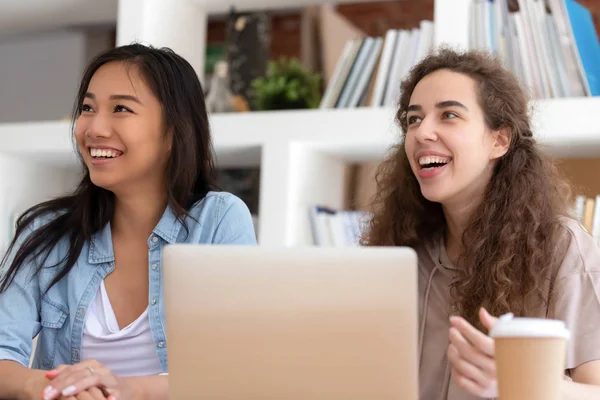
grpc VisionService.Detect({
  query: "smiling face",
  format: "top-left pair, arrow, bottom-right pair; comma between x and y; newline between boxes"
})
74,61 -> 171,194
403,69 -> 509,208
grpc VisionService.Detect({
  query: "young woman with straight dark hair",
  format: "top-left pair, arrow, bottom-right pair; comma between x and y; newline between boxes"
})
0,44 -> 256,400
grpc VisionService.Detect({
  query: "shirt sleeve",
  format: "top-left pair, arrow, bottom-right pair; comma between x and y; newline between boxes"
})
547,222 -> 600,371
212,193 -> 257,245
0,223 -> 42,366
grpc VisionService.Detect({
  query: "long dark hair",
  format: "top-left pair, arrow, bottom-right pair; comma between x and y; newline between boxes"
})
362,48 -> 571,326
0,44 -> 217,293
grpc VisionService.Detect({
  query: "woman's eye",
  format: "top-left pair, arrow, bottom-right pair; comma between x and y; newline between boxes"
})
408,115 -> 422,125
80,104 -> 93,113
443,111 -> 458,119
114,105 -> 132,113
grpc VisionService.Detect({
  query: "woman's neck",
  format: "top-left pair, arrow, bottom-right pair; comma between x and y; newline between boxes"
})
442,198 -> 480,265
112,191 -> 168,239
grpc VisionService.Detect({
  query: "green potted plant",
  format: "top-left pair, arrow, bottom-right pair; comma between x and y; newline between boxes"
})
251,57 -> 321,110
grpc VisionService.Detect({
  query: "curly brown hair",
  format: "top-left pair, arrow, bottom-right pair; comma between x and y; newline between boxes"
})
362,48 -> 572,326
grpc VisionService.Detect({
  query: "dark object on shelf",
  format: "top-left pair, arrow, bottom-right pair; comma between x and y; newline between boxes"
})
226,8 -> 271,110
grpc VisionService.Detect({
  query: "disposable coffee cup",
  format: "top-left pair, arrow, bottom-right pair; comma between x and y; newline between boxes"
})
490,316 -> 569,400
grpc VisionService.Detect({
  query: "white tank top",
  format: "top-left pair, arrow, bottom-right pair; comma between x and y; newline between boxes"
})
81,281 -> 163,376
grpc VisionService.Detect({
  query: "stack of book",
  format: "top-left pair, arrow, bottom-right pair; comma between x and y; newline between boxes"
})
469,0 -> 600,98
309,205 -> 371,247
319,20 -> 435,109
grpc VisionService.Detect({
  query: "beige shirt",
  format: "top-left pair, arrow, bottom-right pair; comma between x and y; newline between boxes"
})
417,218 -> 600,400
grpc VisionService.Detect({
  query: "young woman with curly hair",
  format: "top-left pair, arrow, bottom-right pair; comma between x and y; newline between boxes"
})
362,48 -> 600,399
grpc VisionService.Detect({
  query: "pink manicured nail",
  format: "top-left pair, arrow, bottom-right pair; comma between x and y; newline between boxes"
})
44,370 -> 57,378
43,387 -> 58,400
61,386 -> 76,396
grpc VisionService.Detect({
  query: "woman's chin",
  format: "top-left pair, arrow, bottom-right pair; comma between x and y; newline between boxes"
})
420,187 -> 448,204
89,175 -> 119,192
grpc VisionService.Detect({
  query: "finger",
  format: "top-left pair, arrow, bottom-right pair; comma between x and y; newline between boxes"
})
43,365 -> 82,398
85,387 -> 108,400
103,386 -> 118,400
479,308 -> 498,332
449,327 -> 496,375
452,367 -> 488,398
44,369 -> 102,400
45,364 -> 69,380
59,373 -> 105,398
449,316 -> 495,356
73,391 -> 94,400
104,387 -> 119,400
447,343 -> 491,388
45,364 -> 72,381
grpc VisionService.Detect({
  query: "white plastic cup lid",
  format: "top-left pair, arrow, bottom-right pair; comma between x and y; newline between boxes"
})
489,317 -> 570,340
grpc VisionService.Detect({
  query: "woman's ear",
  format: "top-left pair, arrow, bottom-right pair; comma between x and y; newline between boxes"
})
490,128 -> 511,160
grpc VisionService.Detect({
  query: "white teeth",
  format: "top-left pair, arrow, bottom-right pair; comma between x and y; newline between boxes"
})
90,148 -> 120,158
418,156 -> 451,166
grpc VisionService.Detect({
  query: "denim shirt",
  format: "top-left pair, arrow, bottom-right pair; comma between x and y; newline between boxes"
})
0,191 -> 256,372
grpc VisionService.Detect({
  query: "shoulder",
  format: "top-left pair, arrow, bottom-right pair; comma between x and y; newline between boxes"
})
546,218 -> 600,370
554,216 -> 600,277
1,209 -> 71,284
182,191 -> 256,245
187,191 -> 251,222
12,208 -> 67,246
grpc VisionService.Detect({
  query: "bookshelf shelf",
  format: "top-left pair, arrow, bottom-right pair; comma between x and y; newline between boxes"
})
217,97 -> 600,158
1,96 -> 599,163
2,96 -> 600,247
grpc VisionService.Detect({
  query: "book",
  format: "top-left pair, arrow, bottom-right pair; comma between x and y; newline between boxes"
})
309,205 -> 370,247
319,21 -> 435,109
469,0 -> 599,99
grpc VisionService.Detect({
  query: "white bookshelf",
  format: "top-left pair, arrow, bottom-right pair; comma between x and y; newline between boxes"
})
1,0 -> 599,248
1,97 -> 600,247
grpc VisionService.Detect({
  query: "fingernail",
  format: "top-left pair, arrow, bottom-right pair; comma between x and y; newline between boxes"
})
43,387 -> 58,400
62,386 -> 76,396
44,370 -> 57,378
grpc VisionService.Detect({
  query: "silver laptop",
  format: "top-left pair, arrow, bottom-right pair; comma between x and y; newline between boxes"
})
163,245 -> 418,400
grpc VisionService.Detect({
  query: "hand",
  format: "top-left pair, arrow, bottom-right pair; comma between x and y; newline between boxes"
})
22,373 -> 107,400
63,387 -> 108,400
41,360 -> 138,400
447,307 -> 499,398
22,371 -> 51,400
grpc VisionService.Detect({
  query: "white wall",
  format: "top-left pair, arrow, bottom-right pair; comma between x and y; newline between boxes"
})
0,30 -> 87,123
287,145 -> 349,246
0,155 -> 81,252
